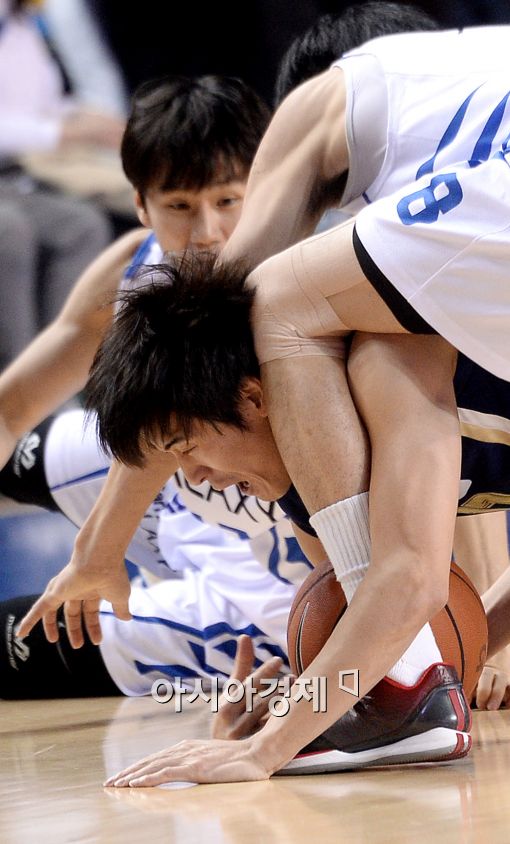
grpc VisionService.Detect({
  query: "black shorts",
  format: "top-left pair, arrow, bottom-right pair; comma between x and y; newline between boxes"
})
0,417 -> 59,511
0,595 -> 121,699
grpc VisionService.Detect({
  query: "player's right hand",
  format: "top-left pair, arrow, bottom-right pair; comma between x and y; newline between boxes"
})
211,634 -> 288,741
16,555 -> 132,648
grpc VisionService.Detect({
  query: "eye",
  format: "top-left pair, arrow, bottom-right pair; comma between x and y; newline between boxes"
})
217,196 -> 241,208
168,202 -> 190,211
180,445 -> 196,456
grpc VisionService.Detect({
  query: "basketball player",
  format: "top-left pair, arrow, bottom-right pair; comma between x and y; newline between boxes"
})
204,25 -> 510,781
274,2 -> 510,709
0,72 -> 269,473
78,258 -> 510,782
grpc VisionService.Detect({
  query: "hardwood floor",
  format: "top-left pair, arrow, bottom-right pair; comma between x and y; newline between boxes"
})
2,696 -> 509,843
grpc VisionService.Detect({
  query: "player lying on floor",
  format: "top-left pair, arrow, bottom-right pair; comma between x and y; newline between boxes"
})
74,260 -> 510,782
0,401 -> 505,708
0,498 -> 296,701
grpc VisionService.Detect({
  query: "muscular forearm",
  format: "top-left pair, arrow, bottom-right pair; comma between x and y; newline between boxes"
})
0,321 -> 99,473
252,560 -> 436,770
0,227 -> 147,468
74,453 -> 177,560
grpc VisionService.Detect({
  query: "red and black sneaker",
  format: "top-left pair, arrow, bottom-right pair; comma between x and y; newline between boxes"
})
276,663 -> 471,775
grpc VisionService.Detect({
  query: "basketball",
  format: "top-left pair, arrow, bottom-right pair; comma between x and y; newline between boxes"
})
287,559 -> 488,699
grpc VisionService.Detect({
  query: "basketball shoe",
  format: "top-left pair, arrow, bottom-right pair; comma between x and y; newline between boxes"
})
276,663 -> 471,775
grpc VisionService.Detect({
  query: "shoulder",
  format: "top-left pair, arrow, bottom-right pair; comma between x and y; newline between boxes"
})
265,68 -> 348,182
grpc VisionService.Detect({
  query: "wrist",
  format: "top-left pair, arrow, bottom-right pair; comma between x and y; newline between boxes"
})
248,718 -> 301,776
74,519 -> 128,561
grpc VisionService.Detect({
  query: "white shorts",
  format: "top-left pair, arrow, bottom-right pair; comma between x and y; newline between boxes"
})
355,153 -> 510,380
99,525 -> 297,695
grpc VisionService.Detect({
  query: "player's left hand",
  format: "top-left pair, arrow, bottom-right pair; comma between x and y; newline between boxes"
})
103,737 -> 272,788
474,663 -> 510,710
16,553 -> 131,647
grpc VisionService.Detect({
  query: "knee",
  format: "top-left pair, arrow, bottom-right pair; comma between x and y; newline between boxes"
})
248,251 -> 347,365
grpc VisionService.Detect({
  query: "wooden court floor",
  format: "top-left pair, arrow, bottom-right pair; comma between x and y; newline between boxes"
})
2,696 -> 510,844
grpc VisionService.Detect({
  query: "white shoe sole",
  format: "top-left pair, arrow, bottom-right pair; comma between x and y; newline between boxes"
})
275,728 -> 472,776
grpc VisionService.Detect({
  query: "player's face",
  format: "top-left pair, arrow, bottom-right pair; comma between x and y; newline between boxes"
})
154,380 -> 291,501
135,177 -> 246,255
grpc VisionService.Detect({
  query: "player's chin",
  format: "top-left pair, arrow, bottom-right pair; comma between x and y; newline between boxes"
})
238,479 -> 281,502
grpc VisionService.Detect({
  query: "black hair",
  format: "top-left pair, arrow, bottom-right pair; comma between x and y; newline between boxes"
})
85,256 -> 258,466
121,75 -> 271,198
275,2 -> 439,105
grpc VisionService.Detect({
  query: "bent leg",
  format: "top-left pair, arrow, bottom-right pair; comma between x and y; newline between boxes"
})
99,550 -> 296,695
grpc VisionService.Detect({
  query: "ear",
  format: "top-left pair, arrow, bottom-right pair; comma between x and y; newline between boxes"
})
134,191 -> 151,228
239,376 -> 267,417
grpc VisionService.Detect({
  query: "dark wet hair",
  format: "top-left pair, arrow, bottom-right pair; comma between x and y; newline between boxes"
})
85,255 -> 258,466
121,75 -> 270,198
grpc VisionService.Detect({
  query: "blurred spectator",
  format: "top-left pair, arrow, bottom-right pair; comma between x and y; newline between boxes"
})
43,0 -> 128,119
0,0 -> 124,368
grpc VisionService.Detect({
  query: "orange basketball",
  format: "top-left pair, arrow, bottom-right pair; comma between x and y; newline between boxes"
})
287,559 -> 488,699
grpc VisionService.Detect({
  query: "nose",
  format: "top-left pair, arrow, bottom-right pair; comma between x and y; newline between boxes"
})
178,453 -> 207,487
190,204 -> 224,250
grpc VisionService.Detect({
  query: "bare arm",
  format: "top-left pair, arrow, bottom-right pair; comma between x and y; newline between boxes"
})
221,68 -> 348,268
454,512 -> 509,593
0,226 -> 147,467
252,334 -> 461,765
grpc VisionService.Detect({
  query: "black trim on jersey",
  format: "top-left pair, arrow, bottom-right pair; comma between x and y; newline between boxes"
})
352,227 -> 437,335
277,485 -> 317,537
